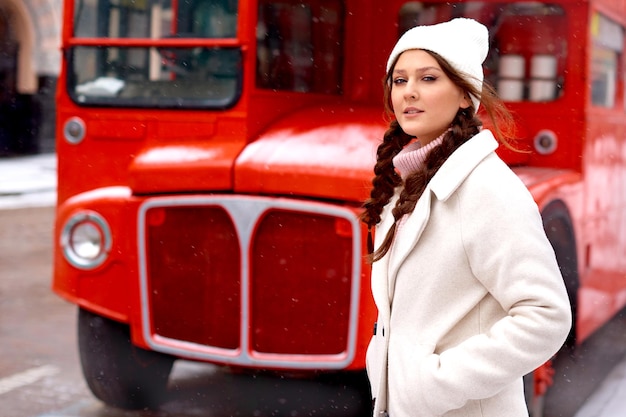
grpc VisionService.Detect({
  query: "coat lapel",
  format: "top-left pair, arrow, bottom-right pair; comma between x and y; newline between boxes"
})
371,188 -> 433,305
372,197 -> 396,316
387,188 -> 433,295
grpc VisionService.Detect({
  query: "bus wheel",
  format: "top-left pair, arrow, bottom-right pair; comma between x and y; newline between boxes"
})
524,201 -> 579,417
77,308 -> 174,410
541,201 -> 579,348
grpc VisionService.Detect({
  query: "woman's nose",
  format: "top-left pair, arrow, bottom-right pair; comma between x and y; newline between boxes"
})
404,81 -> 417,99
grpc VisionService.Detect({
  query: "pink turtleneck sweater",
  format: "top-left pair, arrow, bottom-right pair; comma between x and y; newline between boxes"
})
392,131 -> 448,179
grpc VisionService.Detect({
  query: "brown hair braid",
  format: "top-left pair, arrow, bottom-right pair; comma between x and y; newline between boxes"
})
360,121 -> 412,227
361,50 -> 515,263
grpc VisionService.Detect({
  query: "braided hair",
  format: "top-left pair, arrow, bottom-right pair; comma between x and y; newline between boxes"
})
361,50 -> 514,263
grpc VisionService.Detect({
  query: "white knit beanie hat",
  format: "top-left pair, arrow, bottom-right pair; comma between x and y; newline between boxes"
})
386,18 -> 488,112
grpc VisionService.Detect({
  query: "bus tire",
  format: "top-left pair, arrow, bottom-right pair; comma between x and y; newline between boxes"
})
77,307 -> 175,410
541,200 -> 579,348
524,200 -> 579,417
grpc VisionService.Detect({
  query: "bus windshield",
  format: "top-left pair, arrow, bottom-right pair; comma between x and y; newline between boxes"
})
69,0 -> 240,108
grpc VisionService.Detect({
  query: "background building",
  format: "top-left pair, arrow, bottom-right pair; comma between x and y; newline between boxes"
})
0,0 -> 61,155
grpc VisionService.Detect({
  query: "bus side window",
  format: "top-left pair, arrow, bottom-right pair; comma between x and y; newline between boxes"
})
189,0 -> 237,38
494,7 -> 567,103
590,13 -> 624,109
397,2 -> 567,103
256,0 -> 343,94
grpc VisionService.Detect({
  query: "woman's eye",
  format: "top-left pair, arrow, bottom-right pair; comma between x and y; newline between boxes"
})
393,78 -> 407,85
422,75 -> 437,82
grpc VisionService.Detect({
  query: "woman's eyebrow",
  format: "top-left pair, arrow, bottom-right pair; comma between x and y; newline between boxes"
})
393,66 -> 442,75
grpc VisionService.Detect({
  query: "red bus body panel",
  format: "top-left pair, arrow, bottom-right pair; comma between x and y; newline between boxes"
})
235,105 -> 385,201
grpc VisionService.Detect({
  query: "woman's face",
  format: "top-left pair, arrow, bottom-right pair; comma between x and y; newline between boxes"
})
391,49 -> 470,145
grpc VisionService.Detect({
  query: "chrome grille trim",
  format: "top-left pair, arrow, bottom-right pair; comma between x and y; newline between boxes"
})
137,195 -> 361,369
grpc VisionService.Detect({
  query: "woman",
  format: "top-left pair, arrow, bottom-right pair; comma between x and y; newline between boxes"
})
362,18 -> 572,417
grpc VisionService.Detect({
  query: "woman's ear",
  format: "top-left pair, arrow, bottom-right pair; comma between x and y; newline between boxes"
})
460,94 -> 471,110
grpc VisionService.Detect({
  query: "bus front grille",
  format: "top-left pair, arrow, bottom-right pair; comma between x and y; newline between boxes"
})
138,196 -> 361,369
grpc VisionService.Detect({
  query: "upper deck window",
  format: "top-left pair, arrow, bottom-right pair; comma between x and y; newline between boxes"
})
69,0 -> 241,108
256,0 -> 343,94
590,13 -> 623,108
73,0 -> 237,38
398,2 -> 567,103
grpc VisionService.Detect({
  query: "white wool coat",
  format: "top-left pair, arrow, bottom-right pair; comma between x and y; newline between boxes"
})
366,130 -> 572,417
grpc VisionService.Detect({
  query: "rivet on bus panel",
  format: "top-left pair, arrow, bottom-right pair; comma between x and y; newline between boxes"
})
334,218 -> 353,238
147,208 -> 166,227
63,117 -> 86,144
533,129 -> 558,155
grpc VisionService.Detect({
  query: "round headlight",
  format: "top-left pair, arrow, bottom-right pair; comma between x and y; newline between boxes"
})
61,211 -> 112,270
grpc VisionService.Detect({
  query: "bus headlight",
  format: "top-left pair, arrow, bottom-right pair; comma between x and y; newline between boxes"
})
61,211 -> 112,270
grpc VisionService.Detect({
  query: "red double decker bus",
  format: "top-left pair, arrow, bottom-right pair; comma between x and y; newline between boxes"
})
54,0 -> 626,415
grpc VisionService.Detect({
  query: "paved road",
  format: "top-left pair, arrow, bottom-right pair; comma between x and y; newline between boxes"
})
0,205 -> 91,416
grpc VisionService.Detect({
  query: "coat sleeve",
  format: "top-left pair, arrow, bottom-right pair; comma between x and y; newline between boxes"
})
418,157 -> 572,415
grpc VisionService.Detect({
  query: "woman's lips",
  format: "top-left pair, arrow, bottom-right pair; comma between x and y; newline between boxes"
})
404,107 -> 423,115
